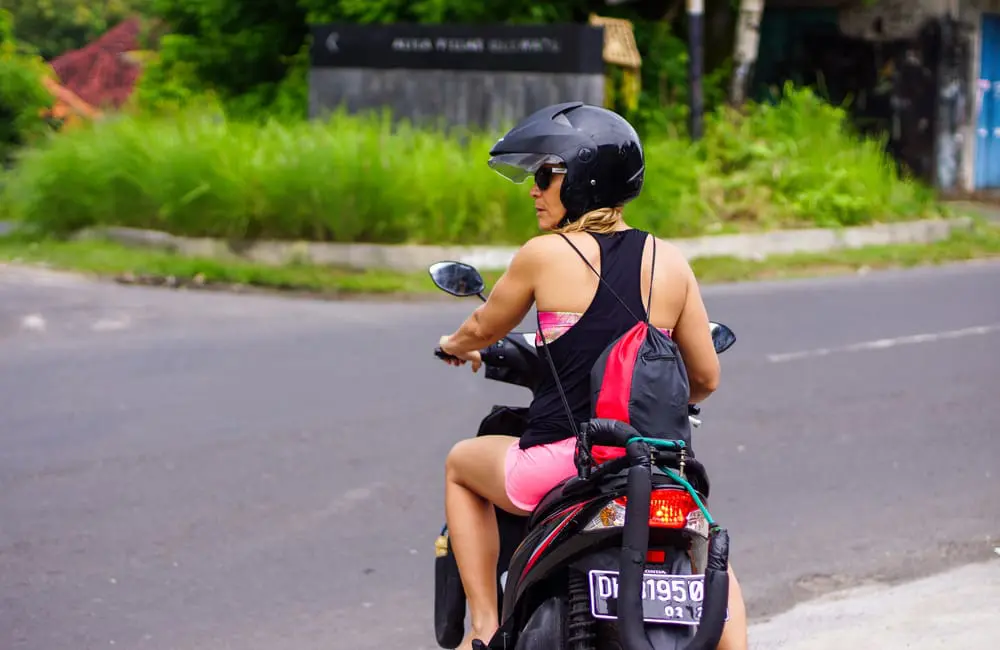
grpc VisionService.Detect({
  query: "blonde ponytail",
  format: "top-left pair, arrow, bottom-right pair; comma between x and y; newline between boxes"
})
552,207 -> 625,235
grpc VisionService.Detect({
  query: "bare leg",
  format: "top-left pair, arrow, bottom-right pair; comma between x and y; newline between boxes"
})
445,435 -> 528,650
717,566 -> 748,650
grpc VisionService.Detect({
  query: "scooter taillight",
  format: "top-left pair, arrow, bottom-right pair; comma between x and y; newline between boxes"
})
583,488 -> 708,536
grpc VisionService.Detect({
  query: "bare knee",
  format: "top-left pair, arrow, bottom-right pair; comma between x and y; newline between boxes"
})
445,438 -> 476,483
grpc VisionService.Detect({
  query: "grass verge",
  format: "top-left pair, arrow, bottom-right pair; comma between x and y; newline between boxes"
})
1,224 -> 998,298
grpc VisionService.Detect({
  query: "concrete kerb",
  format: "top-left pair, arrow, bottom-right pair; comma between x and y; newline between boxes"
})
73,217 -> 974,273
748,558 -> 1000,650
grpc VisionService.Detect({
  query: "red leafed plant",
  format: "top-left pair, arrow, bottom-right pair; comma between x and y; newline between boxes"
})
50,17 -> 142,110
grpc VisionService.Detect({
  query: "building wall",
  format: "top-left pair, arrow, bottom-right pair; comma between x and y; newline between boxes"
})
958,0 -> 1000,190
308,69 -> 604,132
837,0 -> 1000,191
830,0 -> 984,191
839,0 -> 951,40
930,8 -> 971,191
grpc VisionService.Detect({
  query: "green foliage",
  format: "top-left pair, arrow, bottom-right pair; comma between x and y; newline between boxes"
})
1,85 -> 939,245
1,108 -> 532,242
0,1 -> 937,237
0,9 -> 55,168
697,84 -> 937,228
612,20 -> 730,136
298,0 -> 582,24
134,0 -> 308,119
0,0 -> 152,59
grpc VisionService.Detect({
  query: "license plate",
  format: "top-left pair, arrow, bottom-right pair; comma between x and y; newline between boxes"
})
588,569 -> 705,626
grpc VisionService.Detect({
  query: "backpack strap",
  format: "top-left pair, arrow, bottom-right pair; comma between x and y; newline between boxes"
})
536,309 -> 581,440
557,232 -> 654,325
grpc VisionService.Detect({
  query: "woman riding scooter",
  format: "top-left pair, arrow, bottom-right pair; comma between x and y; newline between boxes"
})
436,102 -> 748,650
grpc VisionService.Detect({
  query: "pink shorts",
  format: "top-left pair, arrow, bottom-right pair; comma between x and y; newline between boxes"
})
504,438 -> 579,512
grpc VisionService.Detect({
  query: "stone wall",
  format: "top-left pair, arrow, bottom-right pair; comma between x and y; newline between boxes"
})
308,69 -> 604,133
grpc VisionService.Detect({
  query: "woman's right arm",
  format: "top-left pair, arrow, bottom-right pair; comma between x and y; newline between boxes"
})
670,261 -> 721,403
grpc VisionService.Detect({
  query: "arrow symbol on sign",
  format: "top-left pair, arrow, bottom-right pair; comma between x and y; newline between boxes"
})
326,33 -> 340,52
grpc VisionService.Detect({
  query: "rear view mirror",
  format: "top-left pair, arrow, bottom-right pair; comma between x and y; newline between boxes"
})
709,322 -> 736,354
428,261 -> 486,298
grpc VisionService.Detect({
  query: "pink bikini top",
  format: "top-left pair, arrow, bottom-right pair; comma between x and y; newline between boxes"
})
537,311 -> 672,346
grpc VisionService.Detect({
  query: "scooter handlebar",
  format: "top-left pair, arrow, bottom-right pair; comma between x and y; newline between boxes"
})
583,418 -> 643,448
678,527 -> 730,650
434,347 -> 460,362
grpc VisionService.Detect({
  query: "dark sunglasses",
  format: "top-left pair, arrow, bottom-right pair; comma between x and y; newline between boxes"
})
534,166 -> 567,190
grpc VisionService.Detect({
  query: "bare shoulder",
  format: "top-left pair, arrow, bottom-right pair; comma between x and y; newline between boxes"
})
521,233 -> 567,250
513,233 -> 568,262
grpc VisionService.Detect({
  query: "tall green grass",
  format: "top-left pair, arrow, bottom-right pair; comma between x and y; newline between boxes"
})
0,86 -> 939,245
699,86 -> 937,229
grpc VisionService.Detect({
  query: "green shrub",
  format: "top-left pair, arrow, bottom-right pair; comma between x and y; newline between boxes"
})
1,85 -> 939,245
0,9 -> 55,168
698,84 -> 937,229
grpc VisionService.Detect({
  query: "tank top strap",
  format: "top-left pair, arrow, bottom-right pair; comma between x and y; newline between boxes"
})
590,229 -> 650,322
557,231 -> 643,323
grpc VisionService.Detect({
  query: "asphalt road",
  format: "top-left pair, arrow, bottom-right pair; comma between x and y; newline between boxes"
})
2,261 -> 999,650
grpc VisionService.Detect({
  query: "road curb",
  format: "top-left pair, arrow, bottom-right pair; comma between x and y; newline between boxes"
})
68,218 -> 974,273
749,559 -> 1000,650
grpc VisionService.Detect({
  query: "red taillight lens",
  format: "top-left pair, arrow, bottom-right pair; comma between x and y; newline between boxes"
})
614,489 -> 697,529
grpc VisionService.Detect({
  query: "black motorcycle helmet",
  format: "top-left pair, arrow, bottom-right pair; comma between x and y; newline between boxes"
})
488,101 -> 645,226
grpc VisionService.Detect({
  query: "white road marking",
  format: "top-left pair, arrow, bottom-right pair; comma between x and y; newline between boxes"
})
20,314 -> 47,332
767,324 -> 1000,363
91,315 -> 132,332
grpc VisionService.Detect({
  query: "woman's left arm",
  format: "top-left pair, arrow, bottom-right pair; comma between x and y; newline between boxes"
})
440,239 -> 542,356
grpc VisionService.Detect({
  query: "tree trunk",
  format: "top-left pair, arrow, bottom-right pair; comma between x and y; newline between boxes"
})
729,0 -> 765,106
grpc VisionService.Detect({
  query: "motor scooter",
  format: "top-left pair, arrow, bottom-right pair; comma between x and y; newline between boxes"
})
429,261 -> 737,650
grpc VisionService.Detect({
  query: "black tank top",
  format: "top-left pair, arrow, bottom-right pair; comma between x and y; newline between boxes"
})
521,228 -> 651,450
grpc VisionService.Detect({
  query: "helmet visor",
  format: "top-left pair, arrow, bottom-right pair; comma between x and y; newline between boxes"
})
487,153 -> 565,184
